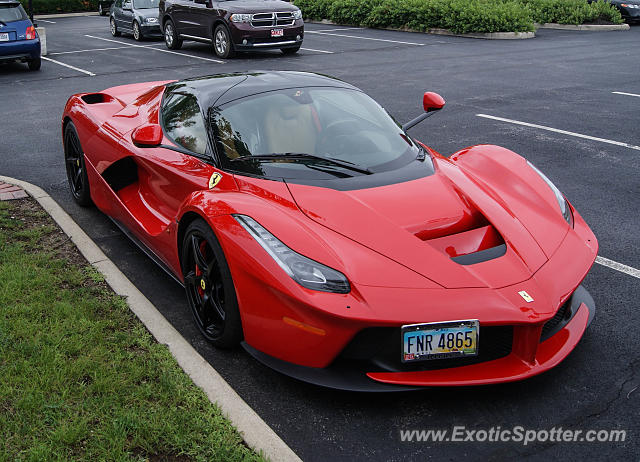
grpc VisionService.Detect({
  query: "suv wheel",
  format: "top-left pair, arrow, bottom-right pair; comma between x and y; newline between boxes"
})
281,45 -> 300,55
164,20 -> 182,50
110,17 -> 121,37
133,20 -> 142,41
213,25 -> 234,59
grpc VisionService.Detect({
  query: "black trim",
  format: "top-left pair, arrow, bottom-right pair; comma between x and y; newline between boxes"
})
451,244 -> 507,265
540,285 -> 595,342
109,217 -> 184,287
241,342 -> 420,392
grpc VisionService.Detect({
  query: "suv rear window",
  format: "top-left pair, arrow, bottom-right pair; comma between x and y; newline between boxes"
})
0,3 -> 28,23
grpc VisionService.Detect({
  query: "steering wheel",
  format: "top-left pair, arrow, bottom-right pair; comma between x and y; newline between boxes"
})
316,119 -> 363,156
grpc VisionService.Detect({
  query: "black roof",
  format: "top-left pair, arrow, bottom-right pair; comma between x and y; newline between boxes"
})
165,71 -> 359,110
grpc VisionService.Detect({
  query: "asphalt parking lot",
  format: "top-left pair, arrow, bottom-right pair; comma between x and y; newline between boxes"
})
1,15 -> 639,461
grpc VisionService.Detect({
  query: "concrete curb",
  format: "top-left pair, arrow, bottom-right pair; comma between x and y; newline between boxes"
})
305,20 -> 535,39
535,22 -> 630,31
0,175 -> 302,462
35,12 -> 100,19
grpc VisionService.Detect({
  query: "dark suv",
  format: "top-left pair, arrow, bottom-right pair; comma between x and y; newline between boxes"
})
159,0 -> 303,58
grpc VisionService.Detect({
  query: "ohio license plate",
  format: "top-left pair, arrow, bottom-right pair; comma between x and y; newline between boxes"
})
402,320 -> 479,362
0,33 -> 9,42
271,28 -> 283,37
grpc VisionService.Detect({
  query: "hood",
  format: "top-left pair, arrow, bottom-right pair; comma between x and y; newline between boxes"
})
225,0 -> 297,13
136,7 -> 159,18
285,161 -> 551,289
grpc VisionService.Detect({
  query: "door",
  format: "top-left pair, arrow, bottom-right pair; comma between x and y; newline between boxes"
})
183,0 -> 212,40
120,0 -> 134,31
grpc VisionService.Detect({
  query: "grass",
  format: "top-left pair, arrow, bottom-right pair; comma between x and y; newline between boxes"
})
0,198 -> 264,462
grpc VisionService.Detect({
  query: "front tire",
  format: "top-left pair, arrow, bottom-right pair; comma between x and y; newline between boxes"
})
213,24 -> 234,59
110,17 -> 121,37
164,20 -> 182,50
63,122 -> 92,207
181,219 -> 242,347
133,20 -> 142,41
281,45 -> 300,55
27,56 -> 41,71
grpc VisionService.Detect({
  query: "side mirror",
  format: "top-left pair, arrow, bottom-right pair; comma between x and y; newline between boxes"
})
132,124 -> 163,147
423,92 -> 445,112
402,91 -> 446,131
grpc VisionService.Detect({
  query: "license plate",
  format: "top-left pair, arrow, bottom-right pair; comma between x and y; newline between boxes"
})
271,28 -> 283,37
402,320 -> 479,362
0,33 -> 9,42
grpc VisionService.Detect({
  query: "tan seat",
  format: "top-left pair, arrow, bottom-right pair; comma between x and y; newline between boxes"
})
263,103 -> 317,155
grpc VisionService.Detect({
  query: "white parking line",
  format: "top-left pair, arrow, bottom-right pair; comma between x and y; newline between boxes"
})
476,114 -> 640,151
41,56 -> 96,76
84,34 -> 225,63
612,91 -> 640,98
305,30 -> 425,46
37,19 -> 56,24
312,27 -> 364,32
49,45 -> 148,55
300,47 -> 334,54
596,256 -> 640,280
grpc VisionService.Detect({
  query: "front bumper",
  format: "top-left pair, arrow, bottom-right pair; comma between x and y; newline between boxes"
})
140,22 -> 162,36
619,5 -> 640,20
0,39 -> 40,63
242,285 -> 595,391
229,21 -> 304,50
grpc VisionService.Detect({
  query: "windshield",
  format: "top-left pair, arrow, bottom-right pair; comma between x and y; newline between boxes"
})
0,3 -> 27,22
210,87 -> 422,179
133,0 -> 159,9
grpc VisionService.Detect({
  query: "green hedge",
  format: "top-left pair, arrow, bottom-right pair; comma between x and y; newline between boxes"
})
294,0 -> 622,33
521,0 -> 622,24
18,0 -> 99,15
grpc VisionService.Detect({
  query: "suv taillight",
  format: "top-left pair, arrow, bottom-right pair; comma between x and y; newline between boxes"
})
26,26 -> 37,40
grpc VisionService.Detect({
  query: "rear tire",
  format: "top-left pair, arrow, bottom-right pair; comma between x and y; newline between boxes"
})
181,218 -> 242,347
213,24 -> 234,59
27,57 -> 41,71
63,122 -> 92,207
133,20 -> 142,41
281,45 -> 300,55
164,20 -> 182,50
110,17 -> 121,37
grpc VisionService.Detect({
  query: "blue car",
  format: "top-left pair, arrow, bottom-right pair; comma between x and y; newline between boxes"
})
0,0 -> 41,71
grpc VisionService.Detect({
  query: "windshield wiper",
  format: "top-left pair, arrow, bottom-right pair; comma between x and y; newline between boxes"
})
229,153 -> 372,175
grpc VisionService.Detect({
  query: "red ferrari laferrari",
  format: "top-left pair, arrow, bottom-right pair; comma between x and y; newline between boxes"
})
62,71 -> 598,391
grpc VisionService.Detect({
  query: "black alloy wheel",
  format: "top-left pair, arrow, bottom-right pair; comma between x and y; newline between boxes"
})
182,219 -> 242,347
63,123 -> 92,206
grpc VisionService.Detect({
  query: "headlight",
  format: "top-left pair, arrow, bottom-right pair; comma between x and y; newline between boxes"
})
234,215 -> 351,294
145,17 -> 158,23
230,13 -> 251,23
293,9 -> 303,20
527,161 -> 573,226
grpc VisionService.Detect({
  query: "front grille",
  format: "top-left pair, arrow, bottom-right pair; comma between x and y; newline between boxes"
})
337,325 -> 513,373
250,12 -> 295,27
276,12 -> 295,26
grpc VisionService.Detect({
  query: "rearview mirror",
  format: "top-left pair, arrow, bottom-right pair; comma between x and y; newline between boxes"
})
423,92 -> 445,112
402,92 -> 446,131
132,124 -> 163,147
